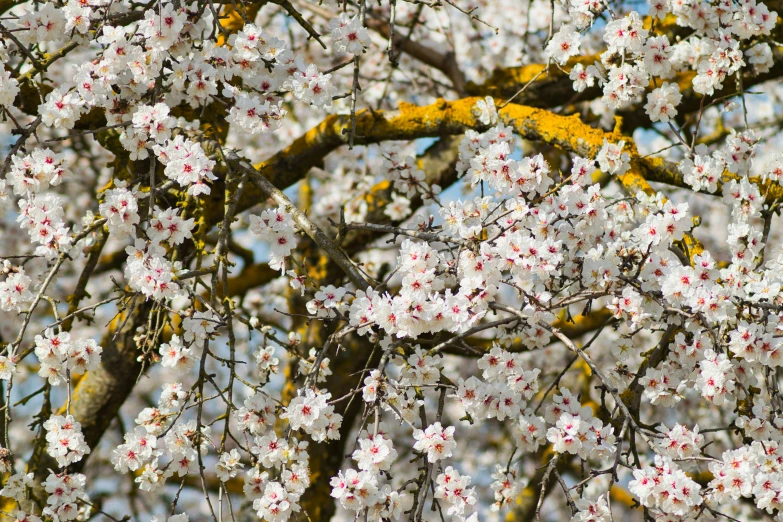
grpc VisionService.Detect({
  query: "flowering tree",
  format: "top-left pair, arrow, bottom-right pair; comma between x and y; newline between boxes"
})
2,0 -> 783,521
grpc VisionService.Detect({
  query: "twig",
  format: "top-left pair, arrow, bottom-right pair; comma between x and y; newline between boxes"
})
224,151 -> 371,289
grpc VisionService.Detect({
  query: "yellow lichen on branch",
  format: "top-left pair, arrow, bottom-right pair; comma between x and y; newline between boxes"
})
217,3 -> 263,47
469,55 -> 601,107
242,96 -> 677,201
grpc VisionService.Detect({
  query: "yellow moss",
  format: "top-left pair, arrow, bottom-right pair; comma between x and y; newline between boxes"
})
619,388 -> 635,410
555,308 -> 612,338
647,11 -> 685,34
613,116 -> 624,134
306,252 -> 331,283
496,63 -> 548,87
674,70 -> 698,93
472,55 -> 597,98
362,179 -> 393,217
610,484 -> 638,508
299,177 -> 312,213
216,3 -> 263,47
365,180 -> 391,205
222,262 -> 278,297
0,485 -> 15,515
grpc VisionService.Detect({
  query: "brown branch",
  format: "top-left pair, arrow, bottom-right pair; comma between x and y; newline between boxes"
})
365,17 -> 467,94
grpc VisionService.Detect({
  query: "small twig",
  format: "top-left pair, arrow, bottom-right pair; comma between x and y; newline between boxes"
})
224,151 -> 371,289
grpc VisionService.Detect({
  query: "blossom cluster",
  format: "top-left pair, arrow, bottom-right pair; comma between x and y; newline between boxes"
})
2,0 -> 783,522
44,415 -> 90,467
629,455 -> 702,517
34,329 -> 102,386
249,206 -> 298,272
